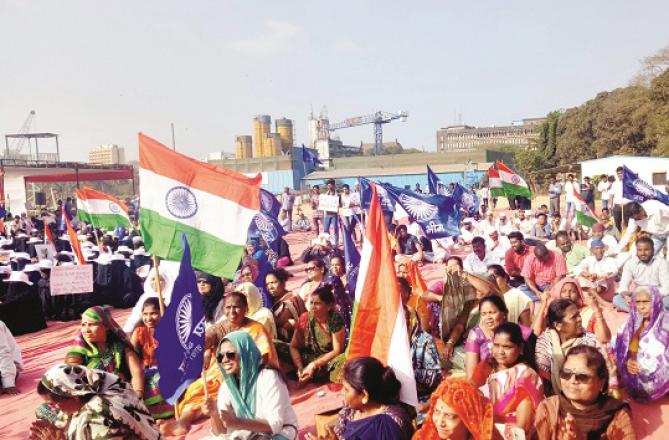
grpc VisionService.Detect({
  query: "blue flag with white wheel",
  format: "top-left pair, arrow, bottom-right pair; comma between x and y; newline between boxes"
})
622,165 -> 669,206
248,188 -> 285,252
360,177 -> 396,212
155,234 -> 205,404
342,220 -> 360,302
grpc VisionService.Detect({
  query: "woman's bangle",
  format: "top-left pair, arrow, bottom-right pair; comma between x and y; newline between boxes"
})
446,340 -> 455,346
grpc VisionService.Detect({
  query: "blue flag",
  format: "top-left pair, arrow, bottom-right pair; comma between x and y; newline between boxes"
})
622,165 -> 669,206
382,184 -> 461,238
427,165 -> 447,195
155,234 -> 205,404
301,144 -> 322,167
248,189 -> 285,252
260,188 -> 281,218
360,177 -> 396,212
454,183 -> 480,216
341,220 -> 360,301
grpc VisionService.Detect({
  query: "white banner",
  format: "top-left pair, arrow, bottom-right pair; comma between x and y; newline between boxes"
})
50,265 -> 93,296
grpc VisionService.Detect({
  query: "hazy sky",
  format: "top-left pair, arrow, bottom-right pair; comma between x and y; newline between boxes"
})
1,0 -> 668,161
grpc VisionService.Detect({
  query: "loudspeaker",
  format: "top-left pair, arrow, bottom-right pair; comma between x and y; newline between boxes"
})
35,192 -> 47,206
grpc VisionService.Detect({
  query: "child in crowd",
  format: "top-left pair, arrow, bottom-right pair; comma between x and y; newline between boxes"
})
130,297 -> 174,420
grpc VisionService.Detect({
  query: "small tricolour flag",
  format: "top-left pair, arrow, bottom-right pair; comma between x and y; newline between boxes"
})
488,166 -> 505,198
571,185 -> 599,227
496,161 -> 531,199
139,133 -> 261,278
75,187 -> 131,230
348,181 -> 417,406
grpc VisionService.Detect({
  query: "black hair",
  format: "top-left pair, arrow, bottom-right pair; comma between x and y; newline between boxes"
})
564,345 -> 609,393
626,202 -> 643,218
142,297 -> 160,311
330,255 -> 345,266
313,185 -> 320,190
446,255 -> 463,269
397,277 -> 412,300
536,212 -> 547,219
312,284 -> 335,305
196,271 -> 226,322
635,236 -> 654,251
342,184 -> 350,190
310,258 -> 326,270
343,356 -> 401,405
487,264 -> 509,281
265,268 -> 292,285
507,231 -> 524,241
224,291 -> 248,308
396,224 -> 408,233
326,179 -> 335,186
607,175 -> 615,183
479,294 -> 508,316
472,236 -> 486,247
547,299 -> 576,329
567,174 -> 574,179
616,166 -> 623,172
555,230 -> 569,241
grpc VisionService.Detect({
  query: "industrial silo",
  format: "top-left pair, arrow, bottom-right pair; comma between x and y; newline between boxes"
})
235,135 -> 253,159
275,118 -> 294,154
253,115 -> 271,157
264,133 -> 282,156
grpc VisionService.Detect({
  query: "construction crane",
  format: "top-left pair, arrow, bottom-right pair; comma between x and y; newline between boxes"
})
328,110 -> 409,155
7,110 -> 36,156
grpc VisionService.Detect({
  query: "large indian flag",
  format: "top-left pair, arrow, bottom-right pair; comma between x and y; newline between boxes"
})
488,166 -> 505,198
139,133 -> 261,278
497,161 -> 531,199
348,181 -> 417,406
76,187 -> 131,230
571,185 -> 599,227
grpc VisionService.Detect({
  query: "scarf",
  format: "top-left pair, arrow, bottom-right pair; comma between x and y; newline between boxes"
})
413,378 -> 499,440
197,271 -> 225,323
439,273 -> 475,341
558,393 -> 628,439
40,364 -> 159,440
67,306 -> 135,372
217,331 -> 262,419
548,328 -> 580,394
613,286 -> 669,401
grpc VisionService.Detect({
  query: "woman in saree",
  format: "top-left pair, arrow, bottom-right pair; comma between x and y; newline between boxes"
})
534,299 -> 618,397
31,364 -> 159,440
290,285 -> 346,384
203,331 -> 298,439
471,322 -> 543,434
158,292 -> 278,437
532,277 -> 611,344
534,345 -> 635,440
612,285 -> 669,402
413,377 -> 501,440
265,268 -> 306,343
298,258 -> 352,335
396,256 -> 430,331
306,356 -> 413,440
486,265 -> 532,326
234,282 -> 277,340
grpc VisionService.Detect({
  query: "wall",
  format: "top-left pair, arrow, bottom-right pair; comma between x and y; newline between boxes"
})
580,156 -> 669,191
303,170 -> 486,190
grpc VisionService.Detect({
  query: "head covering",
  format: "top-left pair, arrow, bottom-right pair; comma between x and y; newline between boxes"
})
40,364 -> 159,440
614,286 -> 669,401
3,271 -> 33,285
590,239 -> 604,248
236,257 -> 259,283
397,257 -> 429,324
235,282 -> 277,340
414,378 -> 497,440
67,306 -> 135,371
591,223 -> 605,233
196,270 -> 225,323
549,277 -> 584,307
216,331 -> 262,420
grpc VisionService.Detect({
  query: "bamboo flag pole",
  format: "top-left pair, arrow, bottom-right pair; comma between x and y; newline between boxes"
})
152,255 -> 166,315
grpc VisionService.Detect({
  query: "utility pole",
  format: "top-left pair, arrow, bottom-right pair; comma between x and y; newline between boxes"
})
171,123 -> 176,151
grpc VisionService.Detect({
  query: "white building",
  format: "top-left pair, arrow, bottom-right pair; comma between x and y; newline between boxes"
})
88,144 -> 125,165
579,155 -> 669,191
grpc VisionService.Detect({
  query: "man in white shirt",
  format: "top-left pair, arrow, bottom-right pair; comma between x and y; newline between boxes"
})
586,223 -> 619,258
459,219 -> 476,245
515,210 -> 533,236
485,228 -> 511,264
479,186 -> 490,210
575,239 -> 618,300
0,320 -> 23,394
464,236 -> 498,275
597,174 -> 611,210
612,236 -> 669,312
618,200 -> 669,256
609,166 -> 630,232
497,212 -> 513,236
564,174 -> 577,221
280,187 -> 295,232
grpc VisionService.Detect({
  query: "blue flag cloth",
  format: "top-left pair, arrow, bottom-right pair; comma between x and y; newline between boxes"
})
427,165 -> 447,195
623,165 -> 669,205
301,144 -> 322,166
260,188 -> 281,218
341,220 -> 360,301
248,189 -> 286,252
360,177 -> 396,212
155,234 -> 206,404
454,183 -> 480,216
382,184 -> 461,238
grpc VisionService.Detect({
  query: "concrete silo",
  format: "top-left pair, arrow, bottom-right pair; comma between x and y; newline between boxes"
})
253,115 -> 271,157
235,135 -> 253,159
264,133 -> 282,157
275,118 -> 294,154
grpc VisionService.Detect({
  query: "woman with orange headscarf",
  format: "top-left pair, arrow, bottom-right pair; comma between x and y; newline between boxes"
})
397,257 -> 430,331
413,378 -> 502,440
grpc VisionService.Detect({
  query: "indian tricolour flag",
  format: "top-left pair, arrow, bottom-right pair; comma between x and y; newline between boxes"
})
139,133 -> 261,278
496,161 -> 531,199
571,185 -> 599,227
347,181 -> 417,406
488,166 -> 505,198
75,187 -> 131,230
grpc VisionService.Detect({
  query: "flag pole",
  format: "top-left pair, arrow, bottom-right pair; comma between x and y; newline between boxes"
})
152,255 -> 166,315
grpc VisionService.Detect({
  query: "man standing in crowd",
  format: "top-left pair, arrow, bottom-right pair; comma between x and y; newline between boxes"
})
479,185 -> 489,211
310,185 -> 323,235
322,179 -> 340,247
564,173 -> 577,221
609,166 -> 629,232
280,187 -> 295,232
597,174 -> 611,211
548,175 -> 562,217
580,176 -> 595,212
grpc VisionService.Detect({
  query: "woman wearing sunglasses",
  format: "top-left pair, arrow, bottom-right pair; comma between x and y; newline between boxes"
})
534,345 -> 635,439
205,331 -> 298,439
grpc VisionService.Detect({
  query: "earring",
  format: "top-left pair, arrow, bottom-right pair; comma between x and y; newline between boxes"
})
361,397 -> 368,405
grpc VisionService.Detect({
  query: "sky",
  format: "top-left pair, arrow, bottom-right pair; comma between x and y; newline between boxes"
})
1,0 -> 669,162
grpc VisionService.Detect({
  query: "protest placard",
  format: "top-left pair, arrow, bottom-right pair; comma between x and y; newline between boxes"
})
318,194 -> 340,213
35,244 -> 56,261
50,264 -> 93,296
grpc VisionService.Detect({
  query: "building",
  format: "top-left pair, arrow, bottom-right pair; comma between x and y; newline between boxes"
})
579,155 -> 669,191
436,118 -> 545,152
234,136 -> 253,159
88,144 -> 125,165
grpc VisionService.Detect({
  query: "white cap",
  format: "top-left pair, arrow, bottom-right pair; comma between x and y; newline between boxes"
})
3,271 -> 33,285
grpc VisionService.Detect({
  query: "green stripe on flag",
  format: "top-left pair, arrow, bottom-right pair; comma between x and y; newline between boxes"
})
501,182 -> 531,199
79,210 -> 131,230
490,188 -> 505,198
575,210 -> 598,227
139,207 -> 244,279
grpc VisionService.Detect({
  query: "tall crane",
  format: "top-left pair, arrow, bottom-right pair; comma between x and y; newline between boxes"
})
7,110 -> 36,156
328,110 -> 409,155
